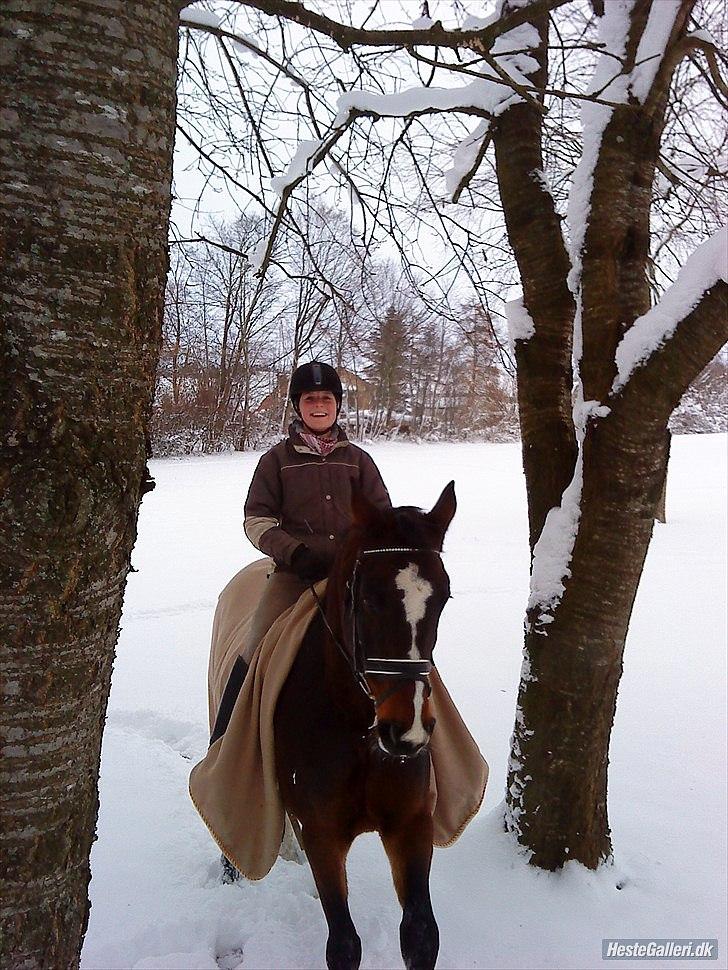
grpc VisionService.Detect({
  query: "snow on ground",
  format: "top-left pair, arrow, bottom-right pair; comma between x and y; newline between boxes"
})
81,435 -> 727,970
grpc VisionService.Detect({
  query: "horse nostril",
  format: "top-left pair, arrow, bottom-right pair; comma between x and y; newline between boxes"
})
376,721 -> 401,752
425,717 -> 436,736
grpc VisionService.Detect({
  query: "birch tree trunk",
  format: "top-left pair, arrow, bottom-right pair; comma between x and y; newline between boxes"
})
0,2 -> 178,965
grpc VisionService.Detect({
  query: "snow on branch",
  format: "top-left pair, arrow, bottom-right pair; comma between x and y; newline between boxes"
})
179,12 -> 309,88
612,226 -> 728,393
180,6 -> 221,29
568,0 -> 692,308
446,121 -> 492,201
567,1 -> 632,307
332,56 -> 532,128
229,0 -> 570,54
270,28 -> 538,207
630,0 -> 683,103
330,21 -> 541,200
270,139 -> 324,196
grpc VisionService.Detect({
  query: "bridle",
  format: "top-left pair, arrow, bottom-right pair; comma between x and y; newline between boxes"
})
309,547 -> 441,709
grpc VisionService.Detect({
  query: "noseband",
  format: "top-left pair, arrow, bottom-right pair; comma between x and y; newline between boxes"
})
309,547 -> 441,709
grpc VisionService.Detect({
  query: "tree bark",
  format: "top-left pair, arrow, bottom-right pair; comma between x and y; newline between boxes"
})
507,413 -> 665,868
654,431 -> 670,524
0,2 -> 178,966
579,0 -> 696,402
492,8 -> 578,549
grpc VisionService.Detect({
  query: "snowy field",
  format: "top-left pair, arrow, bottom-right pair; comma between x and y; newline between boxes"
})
81,434 -> 727,970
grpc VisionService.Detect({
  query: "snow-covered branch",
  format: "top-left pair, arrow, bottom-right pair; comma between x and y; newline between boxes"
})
630,0 -> 684,106
566,1 -> 632,321
612,226 -> 727,393
224,0 -> 571,54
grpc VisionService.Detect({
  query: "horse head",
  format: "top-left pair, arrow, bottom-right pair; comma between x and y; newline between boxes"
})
336,481 -> 456,759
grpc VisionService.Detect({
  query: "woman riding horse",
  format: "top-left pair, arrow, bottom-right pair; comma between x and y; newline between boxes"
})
195,362 -> 487,969
210,361 -> 391,744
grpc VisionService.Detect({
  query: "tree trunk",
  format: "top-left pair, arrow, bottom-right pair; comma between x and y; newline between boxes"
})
654,432 -> 671,523
0,2 -> 178,966
492,8 -> 577,549
506,416 -> 668,868
507,282 -> 727,869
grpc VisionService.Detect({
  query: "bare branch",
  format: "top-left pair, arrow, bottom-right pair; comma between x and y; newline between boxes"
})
685,36 -> 728,107
224,0 -> 572,53
179,17 -> 311,92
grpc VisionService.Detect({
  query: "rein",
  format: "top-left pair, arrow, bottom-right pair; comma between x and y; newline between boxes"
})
308,547 -> 440,709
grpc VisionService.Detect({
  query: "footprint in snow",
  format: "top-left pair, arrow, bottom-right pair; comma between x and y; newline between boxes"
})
106,709 -> 208,761
216,947 -> 244,970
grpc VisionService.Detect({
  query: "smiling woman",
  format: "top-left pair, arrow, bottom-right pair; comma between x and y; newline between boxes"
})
298,390 -> 338,433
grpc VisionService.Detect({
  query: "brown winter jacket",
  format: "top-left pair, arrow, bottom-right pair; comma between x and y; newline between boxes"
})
244,423 -> 392,570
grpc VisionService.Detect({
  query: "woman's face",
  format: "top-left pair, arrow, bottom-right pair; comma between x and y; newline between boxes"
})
299,390 -> 337,433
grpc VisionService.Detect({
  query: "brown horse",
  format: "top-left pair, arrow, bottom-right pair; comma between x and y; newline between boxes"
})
274,481 -> 456,970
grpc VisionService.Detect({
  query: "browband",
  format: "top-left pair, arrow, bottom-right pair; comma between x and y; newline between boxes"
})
360,547 -> 438,556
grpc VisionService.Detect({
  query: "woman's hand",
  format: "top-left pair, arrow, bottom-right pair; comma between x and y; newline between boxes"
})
290,545 -> 330,584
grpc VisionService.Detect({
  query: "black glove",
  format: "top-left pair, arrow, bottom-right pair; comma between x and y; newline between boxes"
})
290,544 -> 330,584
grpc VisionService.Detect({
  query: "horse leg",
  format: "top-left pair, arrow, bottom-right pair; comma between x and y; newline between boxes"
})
301,826 -> 361,970
382,819 -> 439,970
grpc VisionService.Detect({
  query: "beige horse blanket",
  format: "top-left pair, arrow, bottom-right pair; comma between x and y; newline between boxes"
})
189,558 -> 488,880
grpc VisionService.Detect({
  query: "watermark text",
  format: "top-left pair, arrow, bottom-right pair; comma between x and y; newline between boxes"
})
602,939 -> 718,961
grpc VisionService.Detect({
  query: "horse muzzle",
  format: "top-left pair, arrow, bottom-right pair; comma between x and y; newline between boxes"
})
376,717 -> 435,758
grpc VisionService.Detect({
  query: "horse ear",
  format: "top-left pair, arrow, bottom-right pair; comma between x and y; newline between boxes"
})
427,481 -> 456,540
350,480 -> 382,527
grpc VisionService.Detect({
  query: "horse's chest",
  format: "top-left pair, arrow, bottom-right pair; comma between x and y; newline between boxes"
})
363,748 -> 431,821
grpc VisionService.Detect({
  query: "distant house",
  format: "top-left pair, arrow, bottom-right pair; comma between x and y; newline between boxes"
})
254,373 -> 289,414
256,366 -> 374,414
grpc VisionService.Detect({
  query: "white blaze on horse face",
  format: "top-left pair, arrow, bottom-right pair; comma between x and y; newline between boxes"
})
395,563 -> 433,660
395,563 -> 433,746
401,681 -> 428,746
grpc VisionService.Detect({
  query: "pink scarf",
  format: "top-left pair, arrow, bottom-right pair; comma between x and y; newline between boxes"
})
294,419 -> 340,457
299,430 -> 339,457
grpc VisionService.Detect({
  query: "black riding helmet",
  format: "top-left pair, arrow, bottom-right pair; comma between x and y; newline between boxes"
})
289,361 -> 343,414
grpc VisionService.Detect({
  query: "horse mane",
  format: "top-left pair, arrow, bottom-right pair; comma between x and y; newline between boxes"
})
345,503 -> 443,564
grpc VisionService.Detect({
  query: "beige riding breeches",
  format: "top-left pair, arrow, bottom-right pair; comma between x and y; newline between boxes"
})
242,570 -> 309,664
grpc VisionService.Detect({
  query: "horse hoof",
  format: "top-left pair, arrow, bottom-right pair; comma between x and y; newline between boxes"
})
326,935 -> 362,970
